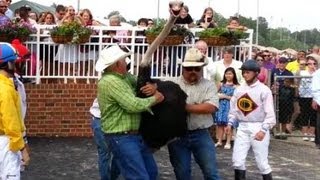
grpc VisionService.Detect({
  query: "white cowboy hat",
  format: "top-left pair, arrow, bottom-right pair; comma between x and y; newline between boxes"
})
95,45 -> 133,72
182,48 -> 208,67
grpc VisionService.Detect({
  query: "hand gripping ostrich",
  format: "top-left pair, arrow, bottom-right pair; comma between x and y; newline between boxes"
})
137,0 -> 188,150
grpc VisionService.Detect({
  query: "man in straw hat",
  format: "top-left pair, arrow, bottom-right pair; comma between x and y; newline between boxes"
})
167,48 -> 221,179
95,45 -> 164,179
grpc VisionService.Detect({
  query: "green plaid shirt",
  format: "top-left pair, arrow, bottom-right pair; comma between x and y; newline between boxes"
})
97,72 -> 156,133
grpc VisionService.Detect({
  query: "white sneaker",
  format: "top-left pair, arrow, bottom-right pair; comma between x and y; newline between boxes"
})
310,137 -> 315,142
302,137 -> 309,141
303,134 -> 309,141
215,142 -> 222,147
224,143 -> 231,149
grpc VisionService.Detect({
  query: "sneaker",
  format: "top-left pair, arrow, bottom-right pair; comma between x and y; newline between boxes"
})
310,137 -> 315,142
303,134 -> 309,141
302,137 -> 309,141
224,143 -> 231,149
215,142 -> 222,147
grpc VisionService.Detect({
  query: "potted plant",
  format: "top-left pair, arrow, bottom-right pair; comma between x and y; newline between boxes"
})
198,27 -> 248,46
0,21 -> 36,42
50,24 -> 74,44
145,21 -> 191,45
14,22 -> 37,42
73,26 -> 93,44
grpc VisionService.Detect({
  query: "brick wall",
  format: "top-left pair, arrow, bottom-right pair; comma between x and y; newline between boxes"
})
24,83 -> 97,137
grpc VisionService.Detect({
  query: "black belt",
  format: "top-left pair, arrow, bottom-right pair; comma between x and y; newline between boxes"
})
106,130 -> 139,136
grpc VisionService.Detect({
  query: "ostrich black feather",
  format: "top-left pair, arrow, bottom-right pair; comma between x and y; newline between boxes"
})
137,66 -> 188,149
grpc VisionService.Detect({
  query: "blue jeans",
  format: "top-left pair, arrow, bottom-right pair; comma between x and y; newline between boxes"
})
91,117 -> 120,180
168,129 -> 220,180
105,134 -> 158,180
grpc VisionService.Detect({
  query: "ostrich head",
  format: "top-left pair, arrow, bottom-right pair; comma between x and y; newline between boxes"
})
140,1 -> 184,68
169,0 -> 184,17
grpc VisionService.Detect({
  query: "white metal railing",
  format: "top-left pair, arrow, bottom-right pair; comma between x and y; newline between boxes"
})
21,25 -> 253,84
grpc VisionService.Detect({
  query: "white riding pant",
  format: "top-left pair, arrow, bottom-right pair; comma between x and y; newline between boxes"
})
0,136 -> 21,180
232,122 -> 272,174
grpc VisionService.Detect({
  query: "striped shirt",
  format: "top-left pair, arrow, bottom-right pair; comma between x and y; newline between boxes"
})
170,77 -> 219,130
97,72 -> 156,133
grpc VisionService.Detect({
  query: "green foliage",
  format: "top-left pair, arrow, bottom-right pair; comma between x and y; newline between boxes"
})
50,22 -> 93,44
145,21 -> 190,37
197,28 -> 248,40
50,24 -> 74,36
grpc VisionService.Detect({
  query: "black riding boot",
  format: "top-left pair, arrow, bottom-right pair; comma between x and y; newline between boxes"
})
262,173 -> 273,180
235,169 -> 246,180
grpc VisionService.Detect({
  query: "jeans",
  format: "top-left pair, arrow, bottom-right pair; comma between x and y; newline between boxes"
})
168,129 -> 220,180
105,134 -> 158,180
315,112 -> 320,146
91,117 -> 119,180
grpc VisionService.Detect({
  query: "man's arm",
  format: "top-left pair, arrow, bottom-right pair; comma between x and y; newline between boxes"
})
186,81 -> 219,114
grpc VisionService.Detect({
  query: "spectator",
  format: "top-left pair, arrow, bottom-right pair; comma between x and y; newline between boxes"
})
286,50 -> 306,74
197,7 -> 217,28
256,54 -> 269,85
105,15 -> 130,43
0,0 -> 10,25
28,11 -> 38,22
311,55 -> 320,149
298,55 -> 318,141
175,5 -> 195,28
207,47 -> 243,85
215,67 -> 239,150
80,8 -> 101,26
54,4 -> 65,24
4,0 -> 12,19
261,50 -> 276,70
226,16 -> 247,31
147,18 -> 154,28
18,6 -> 36,25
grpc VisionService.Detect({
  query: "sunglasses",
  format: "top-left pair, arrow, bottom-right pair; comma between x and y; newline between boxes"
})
256,58 -> 263,61
184,67 -> 202,72
307,62 -> 317,65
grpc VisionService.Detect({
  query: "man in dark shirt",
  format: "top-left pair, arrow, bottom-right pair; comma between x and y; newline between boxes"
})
270,57 -> 293,88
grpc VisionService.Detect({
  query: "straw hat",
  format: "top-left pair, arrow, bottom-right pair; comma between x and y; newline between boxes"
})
182,48 -> 208,67
95,45 -> 132,72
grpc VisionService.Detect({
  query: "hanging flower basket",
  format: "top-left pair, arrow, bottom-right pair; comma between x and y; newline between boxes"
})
199,36 -> 231,46
51,35 -> 73,44
146,35 -> 184,46
77,35 -> 91,44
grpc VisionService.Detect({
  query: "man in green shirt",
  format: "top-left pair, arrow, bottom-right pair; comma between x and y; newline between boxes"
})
96,45 -> 164,180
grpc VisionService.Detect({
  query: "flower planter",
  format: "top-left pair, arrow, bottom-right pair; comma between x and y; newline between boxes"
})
199,36 -> 233,46
146,35 -> 184,46
77,35 -> 91,44
51,35 -> 73,44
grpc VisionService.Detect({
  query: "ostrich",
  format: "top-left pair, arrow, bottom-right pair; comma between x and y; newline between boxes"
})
137,0 -> 188,149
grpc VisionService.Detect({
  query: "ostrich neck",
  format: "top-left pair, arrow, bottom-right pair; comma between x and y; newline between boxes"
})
141,15 -> 178,67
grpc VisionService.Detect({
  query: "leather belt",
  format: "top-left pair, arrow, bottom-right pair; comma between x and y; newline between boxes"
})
106,130 -> 139,136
